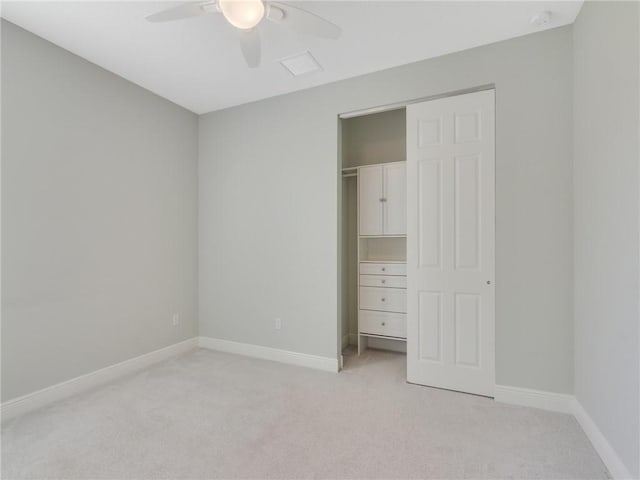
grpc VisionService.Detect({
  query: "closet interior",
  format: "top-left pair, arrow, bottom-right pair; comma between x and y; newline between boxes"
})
340,107 -> 407,357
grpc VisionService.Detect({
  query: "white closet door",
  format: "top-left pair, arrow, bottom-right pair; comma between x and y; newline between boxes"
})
383,162 -> 407,235
359,165 -> 383,236
406,90 -> 495,397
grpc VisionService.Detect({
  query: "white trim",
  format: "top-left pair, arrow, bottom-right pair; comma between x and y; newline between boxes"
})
495,385 -> 634,479
338,84 -> 495,119
572,399 -> 633,480
637,4 -> 640,475
494,384 -> 574,414
1,337 -> 198,422
198,336 -> 339,373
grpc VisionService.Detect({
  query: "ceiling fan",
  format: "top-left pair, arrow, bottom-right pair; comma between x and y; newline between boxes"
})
146,0 -> 341,68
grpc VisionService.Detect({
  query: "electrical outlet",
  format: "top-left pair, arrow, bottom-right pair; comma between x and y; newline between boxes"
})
275,318 -> 282,330
172,313 -> 180,326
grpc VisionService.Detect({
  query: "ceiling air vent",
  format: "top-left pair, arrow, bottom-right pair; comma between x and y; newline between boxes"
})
279,51 -> 322,77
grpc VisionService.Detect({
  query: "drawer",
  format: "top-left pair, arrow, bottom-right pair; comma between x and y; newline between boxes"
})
359,310 -> 406,339
359,262 -> 407,276
359,286 -> 407,313
360,275 -> 407,289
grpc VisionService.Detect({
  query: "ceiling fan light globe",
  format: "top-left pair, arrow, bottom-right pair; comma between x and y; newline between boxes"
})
218,0 -> 265,30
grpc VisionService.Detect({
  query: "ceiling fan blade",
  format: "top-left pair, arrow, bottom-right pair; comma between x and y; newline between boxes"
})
145,2 -> 211,23
268,2 -> 341,40
238,28 -> 261,68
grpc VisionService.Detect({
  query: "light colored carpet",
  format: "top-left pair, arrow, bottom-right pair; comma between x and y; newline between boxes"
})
2,347 -> 607,479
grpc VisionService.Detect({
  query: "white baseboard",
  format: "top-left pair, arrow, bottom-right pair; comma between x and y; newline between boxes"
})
494,384 -> 574,414
198,336 -> 339,373
572,399 -> 633,480
2,338 -> 632,479
496,385 -> 634,479
1,337 -> 198,422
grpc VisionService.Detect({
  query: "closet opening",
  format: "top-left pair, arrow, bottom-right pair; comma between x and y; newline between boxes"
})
338,107 -> 407,371
337,88 -> 495,397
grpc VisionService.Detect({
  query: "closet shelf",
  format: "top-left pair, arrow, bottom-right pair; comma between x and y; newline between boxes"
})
341,166 -> 358,178
359,259 -> 406,264
359,333 -> 407,342
360,235 -> 406,239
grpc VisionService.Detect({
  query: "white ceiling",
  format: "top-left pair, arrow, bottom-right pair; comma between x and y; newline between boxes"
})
2,1 -> 582,114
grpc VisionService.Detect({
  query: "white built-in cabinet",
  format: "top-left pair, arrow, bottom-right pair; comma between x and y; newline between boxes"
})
357,161 -> 407,353
358,163 -> 407,236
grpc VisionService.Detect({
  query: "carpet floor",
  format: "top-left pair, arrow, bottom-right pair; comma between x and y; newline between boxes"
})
2,347 -> 607,479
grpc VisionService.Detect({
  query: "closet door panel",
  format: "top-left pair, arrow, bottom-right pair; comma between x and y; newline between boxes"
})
406,89 -> 495,397
383,162 -> 407,235
358,165 -> 383,236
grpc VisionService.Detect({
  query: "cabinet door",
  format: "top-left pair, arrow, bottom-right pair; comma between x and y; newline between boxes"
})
383,162 -> 407,235
358,165 -> 383,236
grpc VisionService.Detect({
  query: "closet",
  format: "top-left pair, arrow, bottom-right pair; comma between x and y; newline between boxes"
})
340,108 -> 407,356
339,89 -> 496,397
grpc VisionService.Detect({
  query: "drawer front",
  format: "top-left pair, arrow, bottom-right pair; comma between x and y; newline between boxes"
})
359,263 -> 407,276
360,275 -> 407,289
359,286 -> 407,313
359,310 -> 406,338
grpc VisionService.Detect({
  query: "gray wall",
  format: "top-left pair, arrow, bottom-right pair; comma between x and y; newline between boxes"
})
199,26 -> 574,393
342,109 -> 406,168
1,21 -> 199,401
573,2 -> 640,477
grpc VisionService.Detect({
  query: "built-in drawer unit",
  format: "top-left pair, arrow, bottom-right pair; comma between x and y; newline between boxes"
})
359,274 -> 407,289
359,286 -> 407,313
359,262 -> 407,276
359,310 -> 407,339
